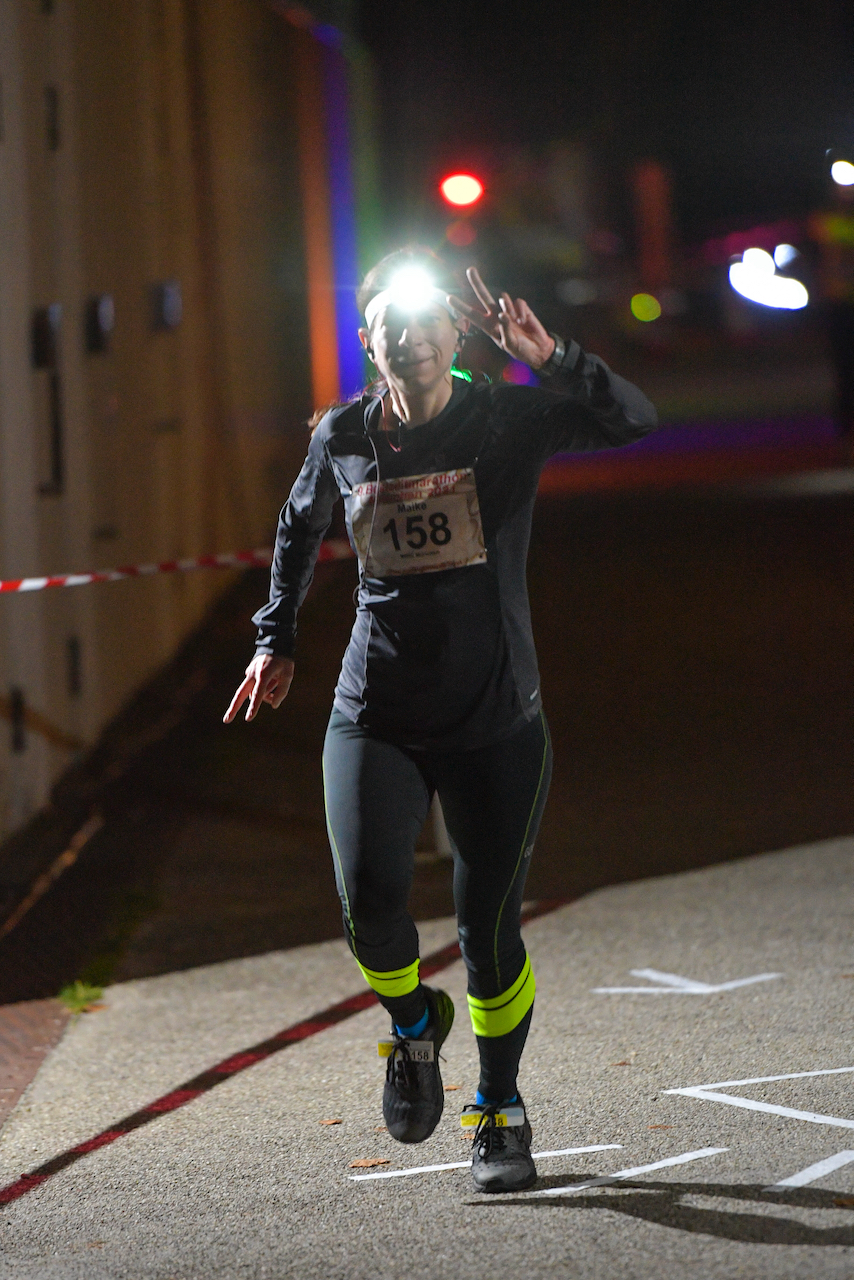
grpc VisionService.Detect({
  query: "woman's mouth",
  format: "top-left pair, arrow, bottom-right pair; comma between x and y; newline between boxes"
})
395,355 -> 433,372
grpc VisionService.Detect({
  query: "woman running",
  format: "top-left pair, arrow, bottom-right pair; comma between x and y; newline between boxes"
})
224,248 -> 657,1193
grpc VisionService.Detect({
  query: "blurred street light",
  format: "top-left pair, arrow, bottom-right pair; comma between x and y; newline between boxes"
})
773,243 -> 799,268
439,173 -> 484,207
729,247 -> 808,310
830,160 -> 854,187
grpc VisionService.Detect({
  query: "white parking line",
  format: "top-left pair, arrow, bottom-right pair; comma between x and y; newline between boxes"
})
349,1143 -> 623,1182
669,1089 -> 854,1130
532,1147 -> 728,1197
593,968 -> 782,994
764,1150 -> 854,1192
665,1067 -> 854,1131
669,1067 -> 854,1091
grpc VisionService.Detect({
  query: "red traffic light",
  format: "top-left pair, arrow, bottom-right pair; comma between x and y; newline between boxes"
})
439,173 -> 484,207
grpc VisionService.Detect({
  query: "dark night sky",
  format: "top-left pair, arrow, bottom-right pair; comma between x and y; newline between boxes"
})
357,0 -> 854,242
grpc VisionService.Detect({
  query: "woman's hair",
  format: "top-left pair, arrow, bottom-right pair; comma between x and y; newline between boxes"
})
356,245 -> 462,323
308,246 -> 465,431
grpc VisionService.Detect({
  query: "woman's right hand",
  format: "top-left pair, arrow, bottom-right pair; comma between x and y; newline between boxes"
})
223,653 -> 294,724
448,267 -> 557,370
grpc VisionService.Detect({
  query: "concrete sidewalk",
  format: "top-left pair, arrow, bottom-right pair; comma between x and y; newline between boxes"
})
1,836 -> 853,1279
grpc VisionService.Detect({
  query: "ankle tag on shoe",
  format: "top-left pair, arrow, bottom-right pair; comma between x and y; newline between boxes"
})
378,1039 -> 434,1062
461,1105 -> 525,1129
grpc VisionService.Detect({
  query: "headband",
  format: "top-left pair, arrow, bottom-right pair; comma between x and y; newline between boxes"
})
363,283 -> 462,331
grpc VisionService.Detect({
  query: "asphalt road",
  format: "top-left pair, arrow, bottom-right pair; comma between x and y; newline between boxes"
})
0,471 -> 852,1276
0,836 -> 852,1278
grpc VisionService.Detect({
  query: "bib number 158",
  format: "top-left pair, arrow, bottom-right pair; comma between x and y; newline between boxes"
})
382,511 -> 452,551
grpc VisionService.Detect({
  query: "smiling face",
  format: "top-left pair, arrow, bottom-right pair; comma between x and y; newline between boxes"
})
360,301 -> 462,394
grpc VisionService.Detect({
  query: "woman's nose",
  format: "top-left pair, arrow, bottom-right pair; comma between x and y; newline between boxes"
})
398,320 -> 424,346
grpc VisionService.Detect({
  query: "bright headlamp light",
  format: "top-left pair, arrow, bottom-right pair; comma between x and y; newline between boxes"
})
363,268 -> 461,330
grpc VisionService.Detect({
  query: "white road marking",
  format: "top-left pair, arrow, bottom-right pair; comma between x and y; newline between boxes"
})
669,1067 -> 854,1090
631,969 -> 712,991
593,968 -> 782,994
349,1143 -> 623,1182
666,1067 -> 854,1131
765,1150 -> 854,1191
670,1089 -> 854,1130
532,1147 -> 728,1196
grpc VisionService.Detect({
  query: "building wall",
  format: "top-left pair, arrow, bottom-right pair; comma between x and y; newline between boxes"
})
0,0 -> 361,840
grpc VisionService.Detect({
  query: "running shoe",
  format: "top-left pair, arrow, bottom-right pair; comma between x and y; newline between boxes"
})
462,1096 -> 537,1192
379,986 -> 455,1143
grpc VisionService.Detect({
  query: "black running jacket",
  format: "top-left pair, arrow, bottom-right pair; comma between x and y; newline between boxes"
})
253,339 -> 657,750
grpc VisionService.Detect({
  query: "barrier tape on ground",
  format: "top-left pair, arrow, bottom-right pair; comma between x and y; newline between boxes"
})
0,540 -> 355,595
0,899 -> 566,1205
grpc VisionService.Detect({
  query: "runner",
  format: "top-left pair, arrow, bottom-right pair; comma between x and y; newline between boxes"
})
224,248 -> 658,1192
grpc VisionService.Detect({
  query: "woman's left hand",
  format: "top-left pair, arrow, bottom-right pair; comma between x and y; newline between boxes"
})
448,267 -> 557,370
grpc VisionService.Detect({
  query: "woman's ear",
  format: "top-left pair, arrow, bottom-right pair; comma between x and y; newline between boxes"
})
358,327 -> 375,361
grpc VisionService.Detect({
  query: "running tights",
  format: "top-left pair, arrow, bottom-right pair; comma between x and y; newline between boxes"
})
322,708 -> 552,1102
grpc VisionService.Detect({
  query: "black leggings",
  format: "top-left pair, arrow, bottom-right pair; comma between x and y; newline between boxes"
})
322,707 -> 552,1100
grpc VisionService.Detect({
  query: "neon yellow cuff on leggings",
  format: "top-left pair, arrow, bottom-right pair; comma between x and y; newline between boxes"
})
467,954 -> 536,1038
357,958 -> 420,1000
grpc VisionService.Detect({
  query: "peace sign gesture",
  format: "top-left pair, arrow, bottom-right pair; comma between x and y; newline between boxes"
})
448,267 -> 557,371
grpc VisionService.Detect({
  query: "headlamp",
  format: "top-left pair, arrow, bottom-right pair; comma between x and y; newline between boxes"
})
363,267 -> 461,330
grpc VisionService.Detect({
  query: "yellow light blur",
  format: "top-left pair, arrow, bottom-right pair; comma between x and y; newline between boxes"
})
630,293 -> 662,322
831,160 -> 854,187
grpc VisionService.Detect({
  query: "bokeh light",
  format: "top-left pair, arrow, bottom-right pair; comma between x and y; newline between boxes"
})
440,173 -> 484,207
502,358 -> 536,386
630,293 -> 662,322
729,248 -> 808,310
773,243 -> 799,268
830,160 -> 854,186
446,219 -> 477,247
742,247 -> 776,277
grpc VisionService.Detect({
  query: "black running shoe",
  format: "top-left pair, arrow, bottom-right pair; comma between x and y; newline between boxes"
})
379,987 -> 455,1143
462,1096 -> 537,1193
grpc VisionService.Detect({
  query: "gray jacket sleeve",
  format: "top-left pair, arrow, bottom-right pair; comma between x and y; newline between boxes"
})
251,422 -> 340,658
537,338 -> 658,452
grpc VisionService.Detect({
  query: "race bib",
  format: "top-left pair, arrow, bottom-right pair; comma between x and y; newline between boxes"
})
460,1106 -> 526,1129
351,468 -> 486,578
377,1039 -> 435,1062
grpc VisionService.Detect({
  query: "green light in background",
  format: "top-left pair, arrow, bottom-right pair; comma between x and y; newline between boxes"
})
630,293 -> 662,322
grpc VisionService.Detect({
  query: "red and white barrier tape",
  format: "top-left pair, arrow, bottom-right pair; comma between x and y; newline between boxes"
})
0,540 -> 354,594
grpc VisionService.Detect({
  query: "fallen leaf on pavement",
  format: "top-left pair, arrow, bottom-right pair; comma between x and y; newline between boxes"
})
444,1085 -> 460,1091
610,1060 -> 632,1066
320,1119 -> 343,1125
349,1158 -> 391,1168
